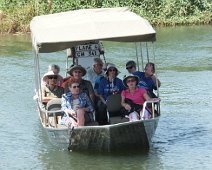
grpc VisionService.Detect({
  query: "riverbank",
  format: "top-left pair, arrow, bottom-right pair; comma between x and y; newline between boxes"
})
0,0 -> 211,34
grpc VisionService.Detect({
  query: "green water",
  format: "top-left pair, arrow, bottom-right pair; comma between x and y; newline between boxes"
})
0,25 -> 212,169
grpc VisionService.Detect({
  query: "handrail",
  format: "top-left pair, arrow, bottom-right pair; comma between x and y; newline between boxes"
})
140,100 -> 160,119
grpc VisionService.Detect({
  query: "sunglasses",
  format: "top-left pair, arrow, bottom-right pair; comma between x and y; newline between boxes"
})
96,63 -> 103,67
48,76 -> 58,79
74,71 -> 82,74
126,79 -> 136,83
72,85 -> 80,89
108,69 -> 116,72
126,66 -> 133,70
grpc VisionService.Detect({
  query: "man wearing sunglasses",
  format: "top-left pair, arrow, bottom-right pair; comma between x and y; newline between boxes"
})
126,60 -> 137,74
126,60 -> 161,98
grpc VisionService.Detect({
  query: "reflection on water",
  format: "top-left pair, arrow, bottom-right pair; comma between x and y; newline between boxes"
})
38,142 -> 163,170
0,25 -> 212,169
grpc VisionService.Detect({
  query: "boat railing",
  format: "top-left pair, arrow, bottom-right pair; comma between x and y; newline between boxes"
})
140,100 -> 160,119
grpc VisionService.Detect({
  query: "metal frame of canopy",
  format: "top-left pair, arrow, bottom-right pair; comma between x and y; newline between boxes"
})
30,7 -> 161,151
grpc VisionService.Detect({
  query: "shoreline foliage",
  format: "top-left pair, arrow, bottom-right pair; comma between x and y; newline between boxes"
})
0,0 -> 211,34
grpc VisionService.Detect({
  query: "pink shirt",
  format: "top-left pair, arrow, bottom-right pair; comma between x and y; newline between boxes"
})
121,88 -> 147,105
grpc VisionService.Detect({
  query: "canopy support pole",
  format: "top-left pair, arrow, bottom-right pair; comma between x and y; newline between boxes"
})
140,42 -> 144,71
146,42 -> 149,62
135,43 -> 139,71
152,42 -> 160,98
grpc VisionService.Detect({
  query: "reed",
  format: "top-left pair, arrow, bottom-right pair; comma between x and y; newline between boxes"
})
0,0 -> 211,33
0,2 -> 36,33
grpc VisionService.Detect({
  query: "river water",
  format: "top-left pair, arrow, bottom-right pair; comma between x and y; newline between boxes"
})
0,25 -> 211,170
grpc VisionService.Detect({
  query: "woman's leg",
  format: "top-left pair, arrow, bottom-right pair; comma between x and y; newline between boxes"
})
76,108 -> 85,126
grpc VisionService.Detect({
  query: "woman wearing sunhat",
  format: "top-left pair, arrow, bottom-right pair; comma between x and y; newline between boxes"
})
42,64 -> 63,87
42,70 -> 64,104
62,65 -> 95,105
121,74 -> 159,120
96,64 -> 124,124
97,64 -> 124,101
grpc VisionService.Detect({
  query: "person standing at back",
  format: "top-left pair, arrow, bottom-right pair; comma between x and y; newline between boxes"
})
126,60 -> 161,97
85,58 -> 104,87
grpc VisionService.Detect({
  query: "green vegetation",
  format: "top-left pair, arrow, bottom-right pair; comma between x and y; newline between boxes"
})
0,0 -> 211,33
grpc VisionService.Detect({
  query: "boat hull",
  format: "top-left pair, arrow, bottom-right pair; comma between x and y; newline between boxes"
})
43,118 -> 159,152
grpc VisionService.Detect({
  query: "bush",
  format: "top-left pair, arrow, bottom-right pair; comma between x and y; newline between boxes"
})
0,0 -> 211,33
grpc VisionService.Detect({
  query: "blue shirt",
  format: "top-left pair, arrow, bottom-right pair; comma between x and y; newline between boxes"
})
94,75 -> 104,93
133,71 -> 157,92
97,77 -> 124,100
61,92 -> 94,113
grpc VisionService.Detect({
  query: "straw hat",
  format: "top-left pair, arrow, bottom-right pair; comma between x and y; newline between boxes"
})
67,65 -> 86,76
104,63 -> 120,75
42,70 -> 63,82
123,74 -> 139,87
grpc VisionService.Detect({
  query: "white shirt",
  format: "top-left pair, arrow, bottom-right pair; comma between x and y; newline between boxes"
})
85,67 -> 104,87
72,99 -> 80,111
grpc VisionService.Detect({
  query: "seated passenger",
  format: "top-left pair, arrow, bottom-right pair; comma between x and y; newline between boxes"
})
121,74 -> 159,121
42,71 -> 64,104
126,60 -> 141,75
62,65 -> 95,104
85,57 -> 104,87
93,62 -> 111,94
96,64 -> 124,124
42,64 -> 63,87
61,79 -> 94,127
126,61 -> 161,97
97,64 -> 124,102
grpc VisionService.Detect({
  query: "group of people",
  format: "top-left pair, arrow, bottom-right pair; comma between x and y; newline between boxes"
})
41,58 -> 161,127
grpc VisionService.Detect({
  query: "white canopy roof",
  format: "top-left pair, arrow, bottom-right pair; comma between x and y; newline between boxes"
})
30,7 -> 156,53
